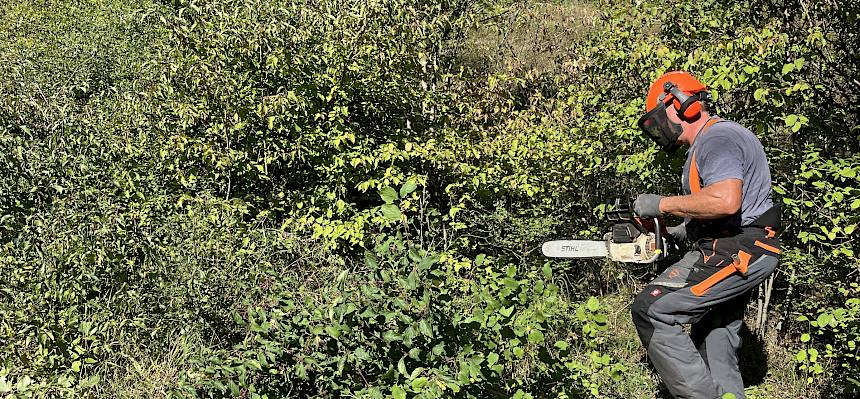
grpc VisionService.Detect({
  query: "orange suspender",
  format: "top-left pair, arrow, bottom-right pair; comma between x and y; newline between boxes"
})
689,153 -> 701,193
688,118 -> 723,194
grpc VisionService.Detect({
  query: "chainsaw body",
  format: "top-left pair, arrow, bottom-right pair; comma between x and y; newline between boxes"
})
541,199 -> 669,263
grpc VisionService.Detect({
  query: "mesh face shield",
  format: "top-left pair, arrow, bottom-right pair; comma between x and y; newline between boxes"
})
637,101 -> 683,153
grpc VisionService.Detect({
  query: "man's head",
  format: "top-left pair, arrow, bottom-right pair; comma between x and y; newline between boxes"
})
637,71 -> 712,153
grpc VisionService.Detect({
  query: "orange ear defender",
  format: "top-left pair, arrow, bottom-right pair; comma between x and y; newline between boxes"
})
644,71 -> 710,122
663,81 -> 711,121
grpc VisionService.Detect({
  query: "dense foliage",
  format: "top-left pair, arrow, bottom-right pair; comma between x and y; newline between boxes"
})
1,0 -> 857,398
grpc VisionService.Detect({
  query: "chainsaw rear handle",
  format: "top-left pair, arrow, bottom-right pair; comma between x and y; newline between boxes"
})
653,217 -> 665,260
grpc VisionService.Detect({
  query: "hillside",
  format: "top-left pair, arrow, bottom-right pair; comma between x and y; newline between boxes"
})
1,0 -> 858,398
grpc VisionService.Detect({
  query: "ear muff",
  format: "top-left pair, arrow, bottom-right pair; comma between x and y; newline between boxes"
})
663,81 -> 703,121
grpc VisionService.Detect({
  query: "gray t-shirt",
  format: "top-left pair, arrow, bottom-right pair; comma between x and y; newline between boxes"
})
681,119 -> 773,227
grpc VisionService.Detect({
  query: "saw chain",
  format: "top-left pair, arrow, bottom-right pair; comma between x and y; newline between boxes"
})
542,198 -> 669,263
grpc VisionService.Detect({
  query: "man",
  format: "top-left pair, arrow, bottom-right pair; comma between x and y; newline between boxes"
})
630,71 -> 781,399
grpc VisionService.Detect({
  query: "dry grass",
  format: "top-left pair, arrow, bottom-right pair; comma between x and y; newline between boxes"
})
459,0 -> 601,76
99,333 -> 203,399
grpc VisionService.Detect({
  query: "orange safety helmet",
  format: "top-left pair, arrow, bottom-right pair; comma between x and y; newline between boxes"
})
638,71 -> 711,153
645,71 -> 709,120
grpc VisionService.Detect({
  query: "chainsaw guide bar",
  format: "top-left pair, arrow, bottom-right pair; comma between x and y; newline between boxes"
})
541,232 -> 662,264
541,240 -> 609,258
541,199 -> 668,264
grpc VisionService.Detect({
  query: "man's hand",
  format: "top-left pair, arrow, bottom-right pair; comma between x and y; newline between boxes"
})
667,223 -> 687,242
634,194 -> 664,219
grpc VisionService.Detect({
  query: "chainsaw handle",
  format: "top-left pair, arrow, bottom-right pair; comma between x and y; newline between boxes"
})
653,217 -> 664,259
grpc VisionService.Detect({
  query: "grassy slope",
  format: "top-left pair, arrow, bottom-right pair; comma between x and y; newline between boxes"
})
601,290 -> 818,398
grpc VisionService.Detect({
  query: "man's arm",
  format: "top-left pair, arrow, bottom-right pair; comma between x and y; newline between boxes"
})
659,179 -> 742,219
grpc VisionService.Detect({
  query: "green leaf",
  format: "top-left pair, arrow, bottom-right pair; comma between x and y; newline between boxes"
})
336,269 -> 348,283
432,342 -> 445,356
794,57 -> 805,69
364,251 -> 378,268
586,297 -> 600,312
408,320 -> 427,341
801,333 -> 811,343
782,63 -> 795,75
418,255 -> 439,270
411,377 -> 429,391
400,180 -> 418,197
354,347 -> 370,361
795,349 -> 807,362
785,114 -> 799,127
379,187 -> 398,204
381,204 -> 401,221
513,347 -> 525,358
228,381 -> 240,396
528,330 -> 545,344
383,330 -> 401,342
392,385 -> 407,399
475,254 -> 486,266
554,340 -> 569,350
405,270 -> 419,290
502,277 -> 520,290
398,357 -> 408,376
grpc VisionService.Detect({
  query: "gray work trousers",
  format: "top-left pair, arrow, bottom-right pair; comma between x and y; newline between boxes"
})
632,250 -> 778,399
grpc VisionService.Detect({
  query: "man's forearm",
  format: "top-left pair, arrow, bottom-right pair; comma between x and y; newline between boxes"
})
659,194 -> 730,219
659,179 -> 743,219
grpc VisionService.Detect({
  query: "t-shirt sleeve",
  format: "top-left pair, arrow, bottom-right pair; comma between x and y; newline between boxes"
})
697,130 -> 744,186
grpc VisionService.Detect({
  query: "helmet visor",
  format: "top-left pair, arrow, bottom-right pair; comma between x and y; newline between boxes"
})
637,102 -> 682,153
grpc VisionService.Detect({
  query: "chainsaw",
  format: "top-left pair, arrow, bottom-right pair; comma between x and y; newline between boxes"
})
542,199 -> 669,263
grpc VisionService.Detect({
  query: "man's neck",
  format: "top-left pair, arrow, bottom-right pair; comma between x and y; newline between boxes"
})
685,113 -> 713,145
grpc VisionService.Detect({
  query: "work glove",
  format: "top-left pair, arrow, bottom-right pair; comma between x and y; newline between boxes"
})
667,223 -> 687,242
633,194 -> 664,219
